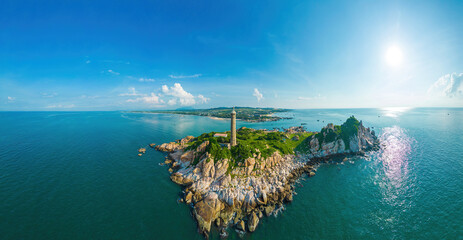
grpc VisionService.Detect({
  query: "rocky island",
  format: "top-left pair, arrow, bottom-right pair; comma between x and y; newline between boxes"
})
134,107 -> 291,122
155,115 -> 379,238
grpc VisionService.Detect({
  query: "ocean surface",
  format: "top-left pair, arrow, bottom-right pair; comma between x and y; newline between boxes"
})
1,108 -> 462,239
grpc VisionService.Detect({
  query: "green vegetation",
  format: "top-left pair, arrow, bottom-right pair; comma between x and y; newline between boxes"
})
185,127 -> 313,167
311,116 -> 360,150
183,116 -> 361,170
132,107 -> 291,122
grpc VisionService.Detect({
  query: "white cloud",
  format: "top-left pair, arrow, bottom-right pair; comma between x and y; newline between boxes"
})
169,74 -> 201,79
120,84 -> 208,106
428,72 -> 463,97
161,85 -> 169,93
108,69 -> 120,75
197,94 -> 210,104
7,96 -> 15,102
119,87 -> 143,96
127,93 -> 162,104
139,78 -> 155,82
85,60 -> 91,64
162,83 -> 196,106
253,88 -> 263,102
167,98 -> 177,105
161,83 -> 209,106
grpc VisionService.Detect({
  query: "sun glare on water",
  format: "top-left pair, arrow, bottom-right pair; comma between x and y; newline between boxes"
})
385,45 -> 403,67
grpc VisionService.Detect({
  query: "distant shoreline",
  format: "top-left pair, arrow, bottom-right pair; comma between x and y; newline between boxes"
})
129,107 -> 292,122
208,116 -> 230,121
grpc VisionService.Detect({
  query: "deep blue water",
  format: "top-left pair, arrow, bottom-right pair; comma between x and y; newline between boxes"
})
1,108 -> 462,239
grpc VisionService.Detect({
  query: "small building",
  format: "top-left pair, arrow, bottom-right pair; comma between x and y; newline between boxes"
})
214,133 -> 228,138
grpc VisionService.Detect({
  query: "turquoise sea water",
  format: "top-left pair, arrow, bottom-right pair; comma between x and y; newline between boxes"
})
1,108 -> 462,239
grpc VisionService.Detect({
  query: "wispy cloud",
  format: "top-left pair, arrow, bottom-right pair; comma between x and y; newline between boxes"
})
46,104 -> 75,109
428,72 -> 463,97
297,94 -> 324,101
108,69 -> 120,75
274,91 -> 279,98
85,60 -> 91,64
169,74 -> 202,79
41,92 -> 58,98
7,96 -> 15,102
119,87 -> 143,96
126,93 -> 163,104
253,88 -> 263,102
197,94 -> 210,104
139,78 -> 155,82
80,95 -> 99,99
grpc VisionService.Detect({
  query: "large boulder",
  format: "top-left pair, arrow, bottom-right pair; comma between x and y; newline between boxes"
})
179,136 -> 195,145
284,192 -> 293,202
185,191 -> 193,204
180,150 -> 195,164
193,192 -> 223,237
196,141 -> 210,153
309,137 -> 320,152
236,220 -> 246,231
247,211 -> 259,232
201,154 -> 215,178
155,142 -> 182,152
245,157 -> 256,175
170,172 -> 193,186
264,205 -> 275,216
214,159 -> 229,179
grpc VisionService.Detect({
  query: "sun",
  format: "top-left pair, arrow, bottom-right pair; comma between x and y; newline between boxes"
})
385,45 -> 403,67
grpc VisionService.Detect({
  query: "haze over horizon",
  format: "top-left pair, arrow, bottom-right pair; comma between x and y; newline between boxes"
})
1,0 -> 463,111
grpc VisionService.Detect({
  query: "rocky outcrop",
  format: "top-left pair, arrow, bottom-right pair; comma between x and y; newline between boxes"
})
193,192 -> 223,236
155,142 -> 183,152
155,135 -> 194,152
156,120 -> 379,238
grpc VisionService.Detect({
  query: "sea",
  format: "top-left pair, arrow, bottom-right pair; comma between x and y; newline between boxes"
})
1,108 -> 462,240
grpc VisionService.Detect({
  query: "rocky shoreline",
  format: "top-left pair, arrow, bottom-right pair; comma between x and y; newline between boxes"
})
155,119 -> 379,238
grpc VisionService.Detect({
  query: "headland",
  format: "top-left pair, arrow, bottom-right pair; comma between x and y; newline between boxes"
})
155,116 -> 379,238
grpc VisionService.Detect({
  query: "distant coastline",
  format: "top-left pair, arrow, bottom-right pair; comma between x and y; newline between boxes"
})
131,107 -> 292,122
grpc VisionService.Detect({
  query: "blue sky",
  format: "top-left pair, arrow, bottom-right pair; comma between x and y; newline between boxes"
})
1,0 -> 462,110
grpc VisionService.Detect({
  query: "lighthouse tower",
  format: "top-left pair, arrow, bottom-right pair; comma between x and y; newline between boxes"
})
230,107 -> 237,146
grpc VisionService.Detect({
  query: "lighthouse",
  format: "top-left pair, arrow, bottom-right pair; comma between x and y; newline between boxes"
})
230,107 -> 237,146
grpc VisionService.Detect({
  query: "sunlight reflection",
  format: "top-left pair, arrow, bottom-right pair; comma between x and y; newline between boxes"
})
380,107 -> 412,118
376,126 -> 415,205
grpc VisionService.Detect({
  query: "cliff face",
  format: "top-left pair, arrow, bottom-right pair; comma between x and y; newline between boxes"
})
156,117 -> 378,238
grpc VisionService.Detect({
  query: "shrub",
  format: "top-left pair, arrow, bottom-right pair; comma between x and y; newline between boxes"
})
231,143 -> 254,162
